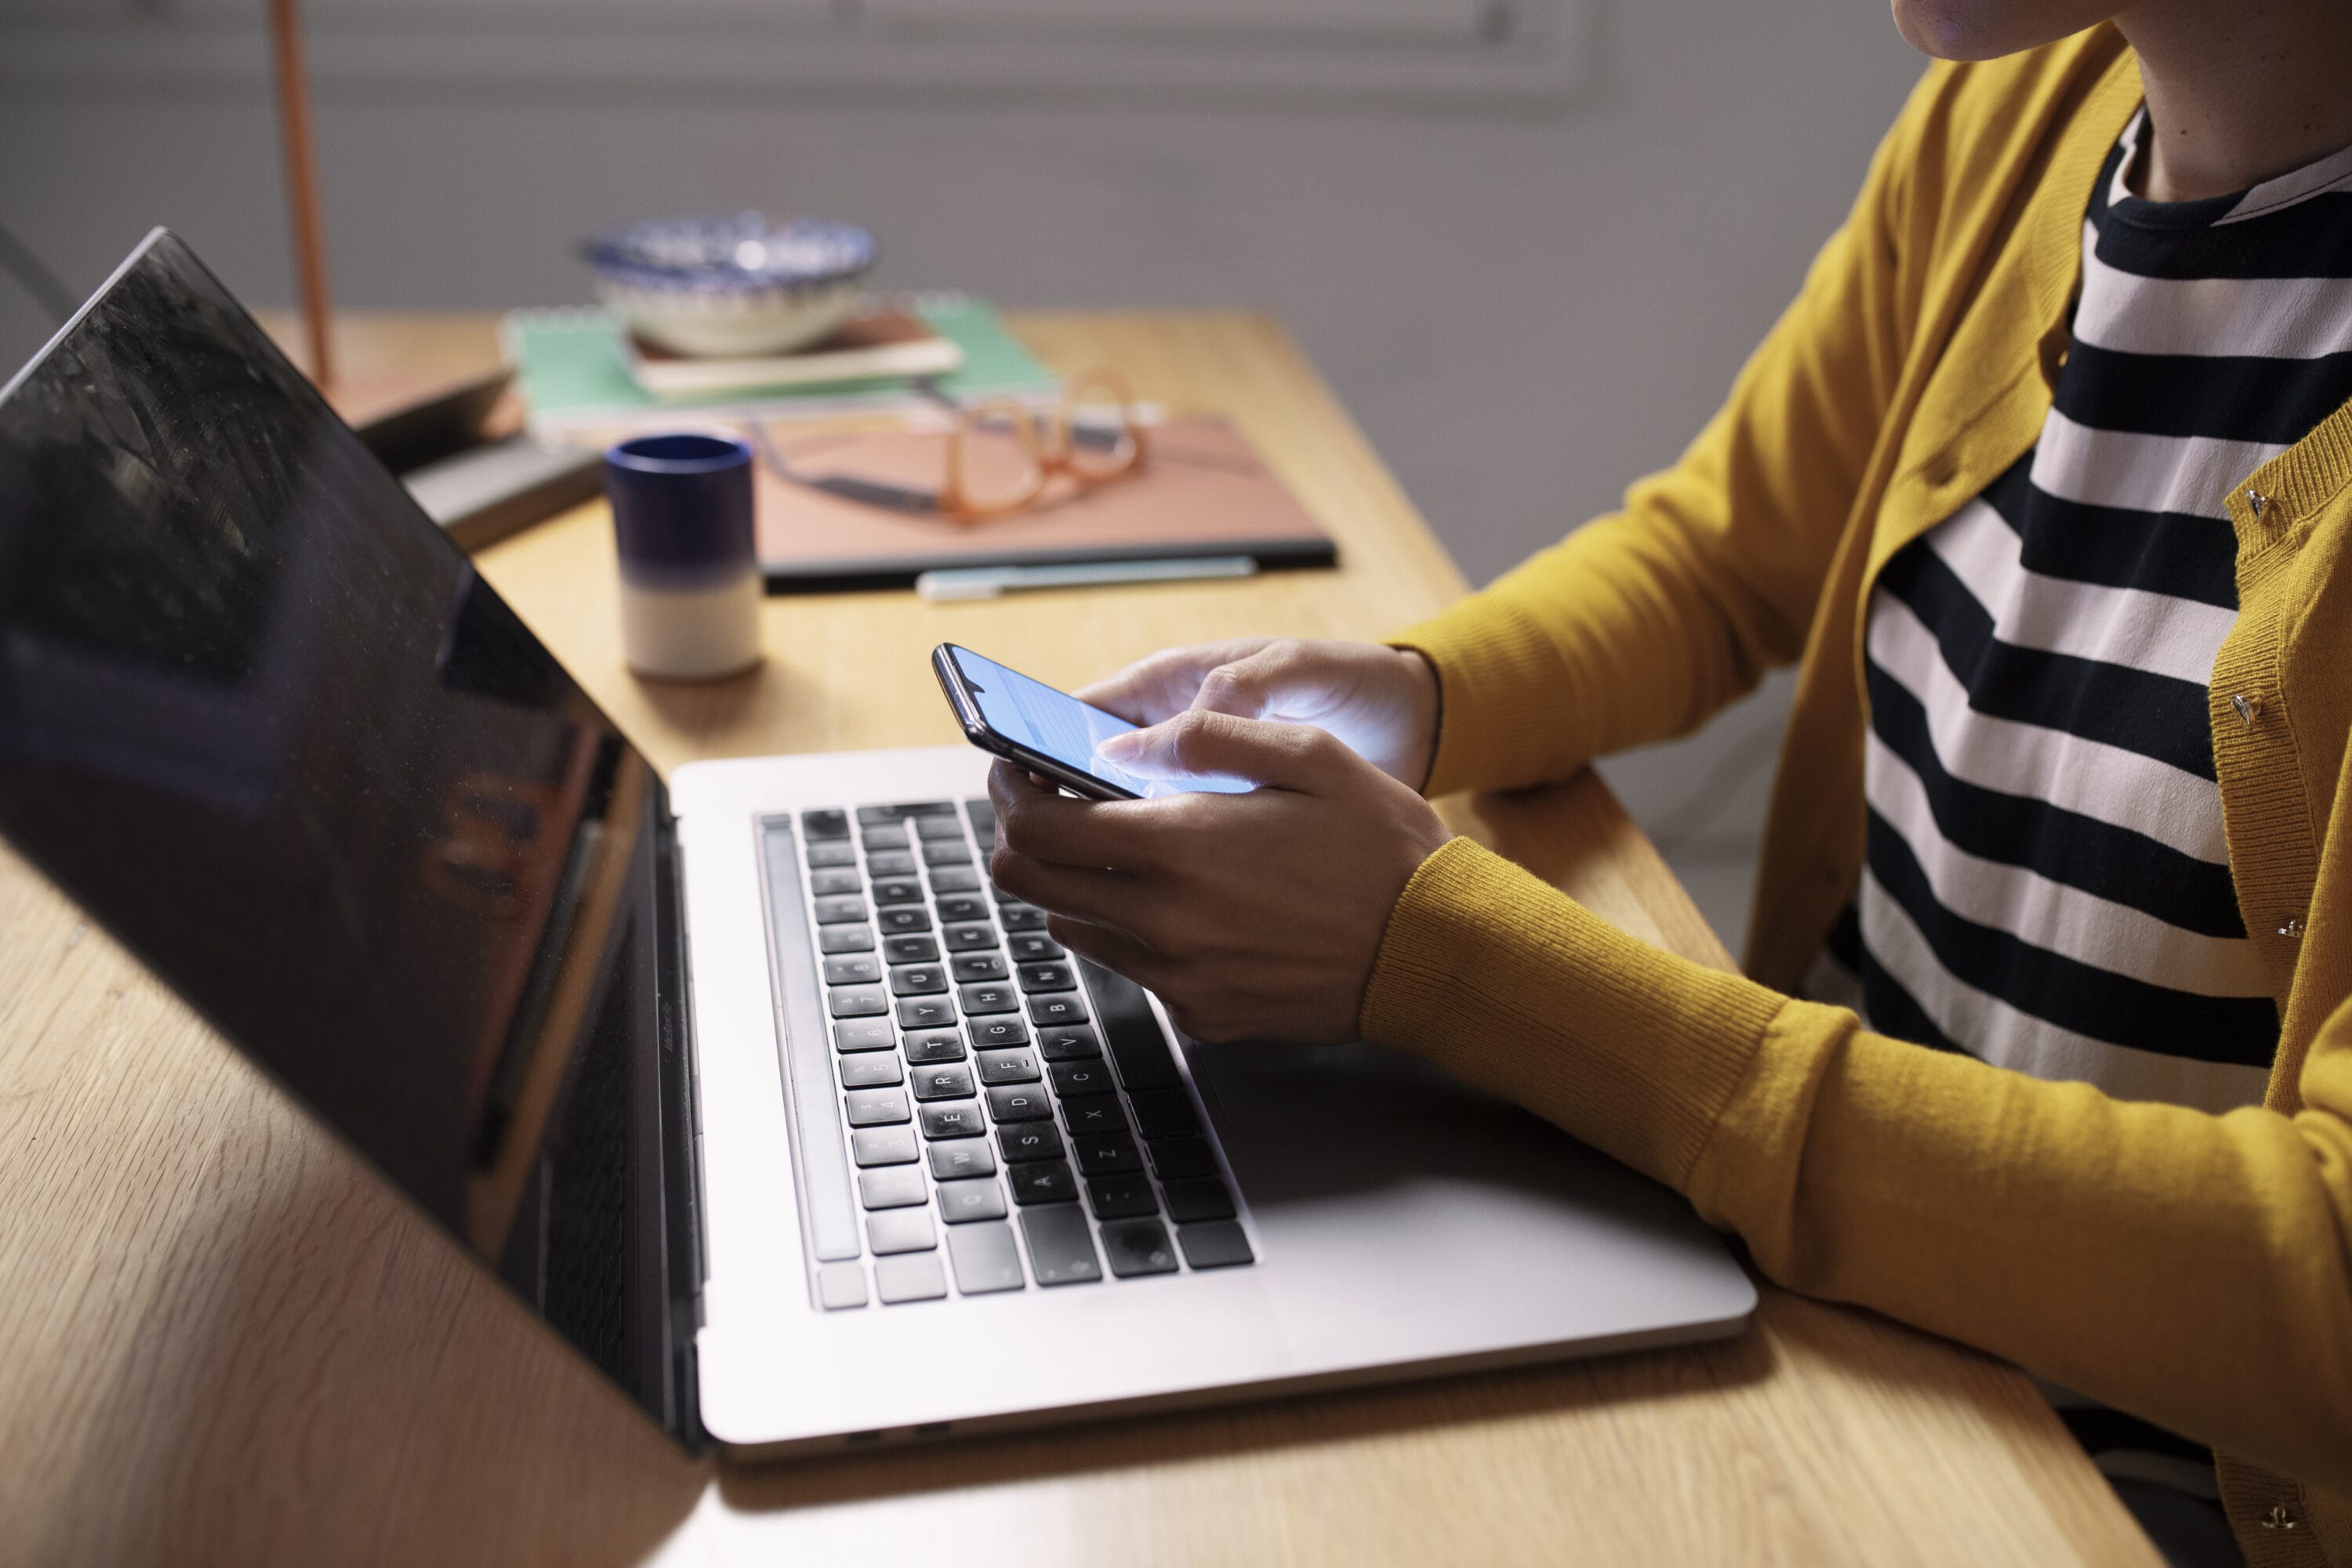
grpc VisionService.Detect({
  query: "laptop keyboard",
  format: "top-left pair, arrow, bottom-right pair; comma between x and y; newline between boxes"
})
759,798 -> 1254,1310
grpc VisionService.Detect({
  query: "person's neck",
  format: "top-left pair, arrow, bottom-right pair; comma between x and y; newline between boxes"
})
2117,0 -> 2352,201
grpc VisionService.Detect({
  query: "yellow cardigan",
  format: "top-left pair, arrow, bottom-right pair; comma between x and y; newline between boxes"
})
1370,26 -> 2352,1564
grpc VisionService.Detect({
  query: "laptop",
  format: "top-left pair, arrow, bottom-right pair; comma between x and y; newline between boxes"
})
0,230 -> 1754,1457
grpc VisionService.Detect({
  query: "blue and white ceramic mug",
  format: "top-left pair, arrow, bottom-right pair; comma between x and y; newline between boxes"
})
604,432 -> 763,679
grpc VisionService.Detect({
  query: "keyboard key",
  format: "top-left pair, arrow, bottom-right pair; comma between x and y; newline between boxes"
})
862,825 -> 908,852
910,1065 -> 976,1102
964,797 -> 996,840
1177,1221 -> 1254,1269
855,804 -> 908,826
1102,1218 -> 1180,1278
977,1049 -> 1041,1086
865,800 -> 955,820
879,906 -> 933,935
1018,961 -> 1076,993
1127,1089 -> 1202,1140
999,903 -> 1048,931
858,1167 -> 927,1209
1011,1161 -> 1080,1208
891,964 -> 949,996
1083,958 -> 1181,1090
1073,1132 -> 1142,1175
920,1102 -> 989,1140
1049,1061 -> 1116,1099
952,953 -> 1009,983
822,953 -> 883,986
1026,993 -> 1088,1027
935,894 -> 989,924
874,1253 -> 948,1304
895,997 -> 958,1030
851,1126 -> 917,1167
1020,1207 -> 1102,1284
800,809 -> 850,840
930,1141 -> 996,1180
986,1085 -> 1051,1122
959,982 -> 1018,1015
998,1122 -> 1063,1163
872,877 -> 925,906
990,880 -> 1022,902
1037,1025 -> 1102,1062
818,924 -> 874,954
884,935 -> 940,965
1147,1137 -> 1218,1179
867,1209 -> 937,1254
946,1221 -> 1025,1294
1062,1098 -> 1128,1138
944,922 -> 999,953
867,850 -> 918,878
838,1054 -> 903,1090
835,1018 -> 895,1053
902,1029 -> 966,1064
844,1087 -> 911,1127
914,813 -> 967,840
813,895 -> 867,925
808,869 -> 862,898
1008,933 -> 1065,963
928,866 -> 982,894
874,1212 -> 944,1266
828,985 -> 887,1018
967,1017 -> 1030,1051
804,840 -> 857,869
937,1178 -> 1008,1224
922,840 -> 973,867
1087,1175 -> 1160,1219
1160,1177 -> 1236,1223
815,1261 -> 866,1310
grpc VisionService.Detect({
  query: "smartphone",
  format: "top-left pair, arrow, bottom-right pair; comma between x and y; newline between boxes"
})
932,643 -> 1254,801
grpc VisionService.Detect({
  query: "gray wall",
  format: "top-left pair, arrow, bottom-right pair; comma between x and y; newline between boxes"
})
0,0 -> 1925,953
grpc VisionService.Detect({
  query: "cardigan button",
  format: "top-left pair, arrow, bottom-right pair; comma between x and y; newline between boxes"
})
2231,693 -> 2263,728
2261,1504 -> 2299,1530
2245,488 -> 2268,518
2279,916 -> 2303,940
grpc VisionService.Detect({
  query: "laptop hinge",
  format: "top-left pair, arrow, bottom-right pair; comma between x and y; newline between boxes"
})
650,782 -> 709,1451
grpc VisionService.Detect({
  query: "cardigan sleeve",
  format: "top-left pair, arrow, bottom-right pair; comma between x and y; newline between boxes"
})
1388,66 -> 1937,798
1360,836 -> 2352,1492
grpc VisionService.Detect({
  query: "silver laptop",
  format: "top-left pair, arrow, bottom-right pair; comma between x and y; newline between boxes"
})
0,230 -> 1752,1457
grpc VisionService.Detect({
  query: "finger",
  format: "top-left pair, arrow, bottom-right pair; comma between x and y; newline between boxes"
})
987,758 -> 1172,872
1094,710 -> 1353,793
989,848 -> 1144,938
1040,913 -> 1174,995
1072,638 -> 1276,724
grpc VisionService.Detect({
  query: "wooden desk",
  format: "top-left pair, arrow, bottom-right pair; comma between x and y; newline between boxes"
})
0,313 -> 2154,1566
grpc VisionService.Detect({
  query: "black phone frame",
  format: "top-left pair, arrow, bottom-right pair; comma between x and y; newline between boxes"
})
931,644 -> 1142,803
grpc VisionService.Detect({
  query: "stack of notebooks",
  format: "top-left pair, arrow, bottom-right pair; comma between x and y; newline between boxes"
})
502,292 -> 1062,434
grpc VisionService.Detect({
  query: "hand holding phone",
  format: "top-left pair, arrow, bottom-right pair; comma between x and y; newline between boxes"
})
933,644 -> 1255,800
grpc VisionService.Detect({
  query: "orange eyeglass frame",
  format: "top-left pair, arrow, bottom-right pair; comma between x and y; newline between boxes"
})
937,368 -> 1149,523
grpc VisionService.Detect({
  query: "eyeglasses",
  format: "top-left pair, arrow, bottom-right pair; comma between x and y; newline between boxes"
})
756,369 -> 1149,524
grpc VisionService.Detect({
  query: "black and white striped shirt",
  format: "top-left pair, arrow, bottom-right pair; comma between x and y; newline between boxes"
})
1809,111 -> 2352,1112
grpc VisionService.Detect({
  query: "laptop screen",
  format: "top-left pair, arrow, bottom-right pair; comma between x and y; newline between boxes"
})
0,232 -> 694,1438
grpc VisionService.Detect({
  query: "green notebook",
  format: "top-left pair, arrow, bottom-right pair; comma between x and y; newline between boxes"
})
502,293 -> 1059,432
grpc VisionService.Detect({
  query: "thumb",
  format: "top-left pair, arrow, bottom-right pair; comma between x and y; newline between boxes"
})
1096,710 -> 1350,793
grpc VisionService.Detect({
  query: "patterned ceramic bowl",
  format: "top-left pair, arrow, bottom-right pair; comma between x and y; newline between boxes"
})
580,212 -> 878,358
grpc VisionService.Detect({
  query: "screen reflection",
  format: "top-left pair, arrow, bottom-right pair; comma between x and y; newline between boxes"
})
0,234 -> 694,1436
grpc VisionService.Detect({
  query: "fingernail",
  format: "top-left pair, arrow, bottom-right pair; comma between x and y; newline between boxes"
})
1096,732 -> 1140,762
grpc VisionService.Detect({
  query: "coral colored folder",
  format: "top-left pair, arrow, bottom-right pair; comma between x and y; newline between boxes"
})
752,416 -> 1338,593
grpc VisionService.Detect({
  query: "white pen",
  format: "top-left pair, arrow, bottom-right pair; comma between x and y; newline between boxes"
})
915,555 -> 1258,601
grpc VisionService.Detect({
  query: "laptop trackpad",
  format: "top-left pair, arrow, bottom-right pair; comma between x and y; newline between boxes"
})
1185,1036 -> 1675,1222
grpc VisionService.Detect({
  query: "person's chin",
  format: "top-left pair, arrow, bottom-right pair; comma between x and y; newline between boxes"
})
1889,0 -> 2111,62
